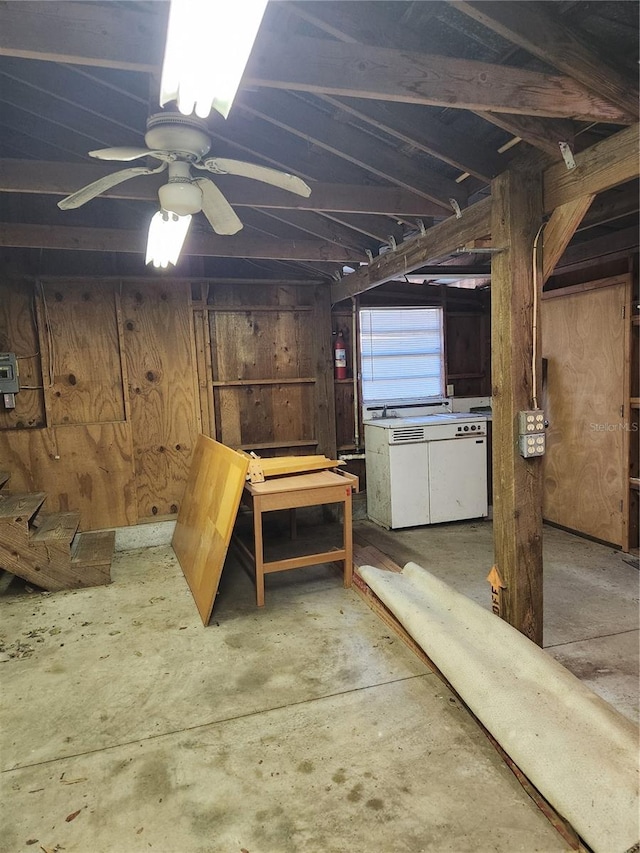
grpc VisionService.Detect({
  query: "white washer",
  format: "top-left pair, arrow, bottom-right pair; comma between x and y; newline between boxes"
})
364,413 -> 488,529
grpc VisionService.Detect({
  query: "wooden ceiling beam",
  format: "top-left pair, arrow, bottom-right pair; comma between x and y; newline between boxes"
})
477,112 -> 574,159
285,1 -> 573,160
331,122 -> 639,302
0,73 -> 144,151
239,91 -> 463,209
322,213 -> 404,246
0,1 -> 165,71
247,35 -> 631,123
318,96 -> 504,183
330,198 -> 492,303
0,223 -> 365,262
578,183 -> 639,231
0,159 -> 438,216
0,55 -> 148,131
255,209 -> 379,253
542,195 -> 595,281
553,224 -> 639,269
543,123 -> 639,211
454,1 -> 639,119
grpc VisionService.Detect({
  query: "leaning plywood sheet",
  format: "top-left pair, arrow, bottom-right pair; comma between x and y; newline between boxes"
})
358,561 -> 639,853
172,435 -> 249,625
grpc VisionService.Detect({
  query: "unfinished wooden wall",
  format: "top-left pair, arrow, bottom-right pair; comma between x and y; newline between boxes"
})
0,278 -> 200,530
542,274 -> 633,549
198,280 -> 336,459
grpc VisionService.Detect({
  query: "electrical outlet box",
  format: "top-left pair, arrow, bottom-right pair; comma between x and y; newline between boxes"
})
0,353 -> 19,394
518,409 -> 545,434
518,409 -> 546,458
519,433 -> 546,457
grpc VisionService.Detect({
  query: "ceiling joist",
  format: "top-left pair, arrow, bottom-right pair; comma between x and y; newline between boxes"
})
0,159 -> 443,217
247,35 -> 632,123
454,1 -> 639,119
331,122 -> 639,302
0,223 -> 366,263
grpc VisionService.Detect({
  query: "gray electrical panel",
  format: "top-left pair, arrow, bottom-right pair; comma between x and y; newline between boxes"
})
0,353 -> 19,394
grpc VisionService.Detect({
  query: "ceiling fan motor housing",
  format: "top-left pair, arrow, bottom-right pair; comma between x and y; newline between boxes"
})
145,113 -> 211,161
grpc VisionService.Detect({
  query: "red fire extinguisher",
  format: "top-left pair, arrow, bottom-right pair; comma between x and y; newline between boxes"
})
334,330 -> 347,380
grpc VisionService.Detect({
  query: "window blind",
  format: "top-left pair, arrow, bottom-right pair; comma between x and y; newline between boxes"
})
359,307 -> 444,402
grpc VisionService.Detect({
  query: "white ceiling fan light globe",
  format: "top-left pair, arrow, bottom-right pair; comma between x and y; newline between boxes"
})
158,179 -> 202,217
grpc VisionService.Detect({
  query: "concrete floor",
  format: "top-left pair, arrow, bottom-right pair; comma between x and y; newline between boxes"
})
353,517 -> 640,724
0,515 -> 637,852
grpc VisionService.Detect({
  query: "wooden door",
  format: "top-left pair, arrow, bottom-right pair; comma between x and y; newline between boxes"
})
542,276 -> 630,546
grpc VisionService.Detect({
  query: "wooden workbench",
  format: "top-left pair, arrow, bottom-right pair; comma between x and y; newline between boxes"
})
234,469 -> 356,606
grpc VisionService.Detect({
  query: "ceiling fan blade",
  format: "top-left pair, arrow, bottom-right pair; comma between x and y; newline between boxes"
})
89,147 -> 155,162
194,178 -> 243,235
57,163 -> 167,210
201,158 -> 312,198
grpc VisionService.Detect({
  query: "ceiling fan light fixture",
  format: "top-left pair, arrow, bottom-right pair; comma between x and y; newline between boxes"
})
158,179 -> 202,217
146,210 -> 192,269
159,0 -> 268,120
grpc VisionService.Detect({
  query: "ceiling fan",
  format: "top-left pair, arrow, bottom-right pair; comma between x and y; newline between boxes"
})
57,113 -> 312,263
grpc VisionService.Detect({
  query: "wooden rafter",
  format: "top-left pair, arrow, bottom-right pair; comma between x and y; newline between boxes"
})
285,0 -> 575,159
543,123 -> 639,211
330,199 -> 492,303
239,92 -> 465,209
331,123 -> 639,302
0,1 -> 165,70
0,223 -> 367,262
0,159 -> 441,216
455,1 -> 639,118
317,96 -> 504,183
246,35 -> 631,123
0,1 -> 630,124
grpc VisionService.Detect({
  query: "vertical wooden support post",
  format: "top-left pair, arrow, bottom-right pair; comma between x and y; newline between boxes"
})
491,166 -> 544,646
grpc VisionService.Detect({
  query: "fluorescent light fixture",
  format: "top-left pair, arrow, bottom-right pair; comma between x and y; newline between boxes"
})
145,210 -> 192,269
160,0 -> 268,119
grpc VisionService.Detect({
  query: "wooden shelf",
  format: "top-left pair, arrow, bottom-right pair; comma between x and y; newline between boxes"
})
213,378 -> 315,387
234,440 -> 318,451
632,315 -> 640,326
206,305 -> 312,313
630,478 -> 640,492
630,398 -> 640,410
335,378 -> 354,384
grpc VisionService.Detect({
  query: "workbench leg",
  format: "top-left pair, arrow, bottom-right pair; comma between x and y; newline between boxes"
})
343,486 -> 353,589
253,500 -> 266,607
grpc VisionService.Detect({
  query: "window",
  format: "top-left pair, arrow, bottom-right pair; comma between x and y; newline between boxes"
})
359,307 -> 444,403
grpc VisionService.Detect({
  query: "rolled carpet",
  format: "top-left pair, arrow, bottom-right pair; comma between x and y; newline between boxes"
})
358,561 -> 639,853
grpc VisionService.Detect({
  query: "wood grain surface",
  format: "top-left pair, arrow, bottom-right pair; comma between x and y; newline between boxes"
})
40,281 -> 125,425
122,282 -> 200,520
542,278 -> 629,545
172,435 -> 249,625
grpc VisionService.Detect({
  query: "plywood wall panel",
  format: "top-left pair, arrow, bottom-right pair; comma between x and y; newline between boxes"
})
210,310 -> 311,381
207,281 -> 335,457
542,279 -> 628,545
0,423 -> 136,529
216,384 -> 315,449
311,283 -> 337,459
40,282 -> 125,425
0,280 -> 45,430
122,282 -> 199,520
